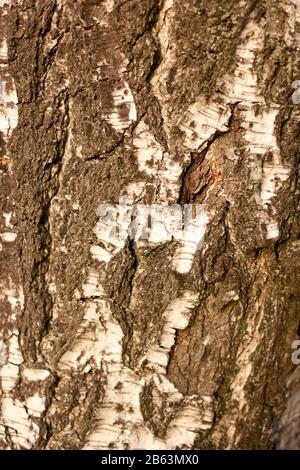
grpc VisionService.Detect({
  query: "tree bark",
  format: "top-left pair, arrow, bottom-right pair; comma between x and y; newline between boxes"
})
0,0 -> 300,450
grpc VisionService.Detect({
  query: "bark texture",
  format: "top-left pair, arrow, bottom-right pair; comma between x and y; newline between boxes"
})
0,0 -> 300,450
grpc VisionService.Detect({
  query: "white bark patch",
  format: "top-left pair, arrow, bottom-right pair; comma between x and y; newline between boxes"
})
82,267 -> 212,448
228,21 -> 290,240
133,121 -> 187,203
0,281 -> 41,449
0,334 -> 42,449
0,281 -> 24,311
105,0 -> 114,13
82,270 -> 105,298
26,394 -> 46,418
0,339 -> 8,366
260,160 -> 290,239
58,267 -> 122,371
0,39 -> 8,60
90,244 -> 113,263
134,121 -> 164,178
1,397 -> 40,448
0,280 -> 20,310
1,363 -> 19,393
2,212 -> 12,228
87,63 -> 212,445
94,211 -> 128,251
179,98 -> 232,150
0,232 -> 17,242
123,181 -> 148,203
133,121 -> 208,272
74,243 -> 213,448
0,0 -> 13,7
178,19 -> 290,240
172,209 -> 208,274
283,0 -> 299,46
0,81 -> 18,138
59,298 -> 123,371
95,122 -> 198,263
107,82 -> 137,132
151,0 -> 176,138
145,291 -> 198,373
22,368 -> 50,381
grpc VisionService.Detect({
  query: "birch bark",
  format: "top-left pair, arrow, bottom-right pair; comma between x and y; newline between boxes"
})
0,0 -> 300,450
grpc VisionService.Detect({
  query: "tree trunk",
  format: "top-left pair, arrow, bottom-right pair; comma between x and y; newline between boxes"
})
0,0 -> 300,450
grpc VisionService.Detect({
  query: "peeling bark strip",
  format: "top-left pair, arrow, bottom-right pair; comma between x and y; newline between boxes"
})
0,0 -> 300,450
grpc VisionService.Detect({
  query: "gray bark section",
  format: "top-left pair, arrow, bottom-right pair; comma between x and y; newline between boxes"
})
0,0 -> 299,449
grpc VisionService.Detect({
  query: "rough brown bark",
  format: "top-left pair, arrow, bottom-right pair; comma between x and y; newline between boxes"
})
0,0 -> 300,450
